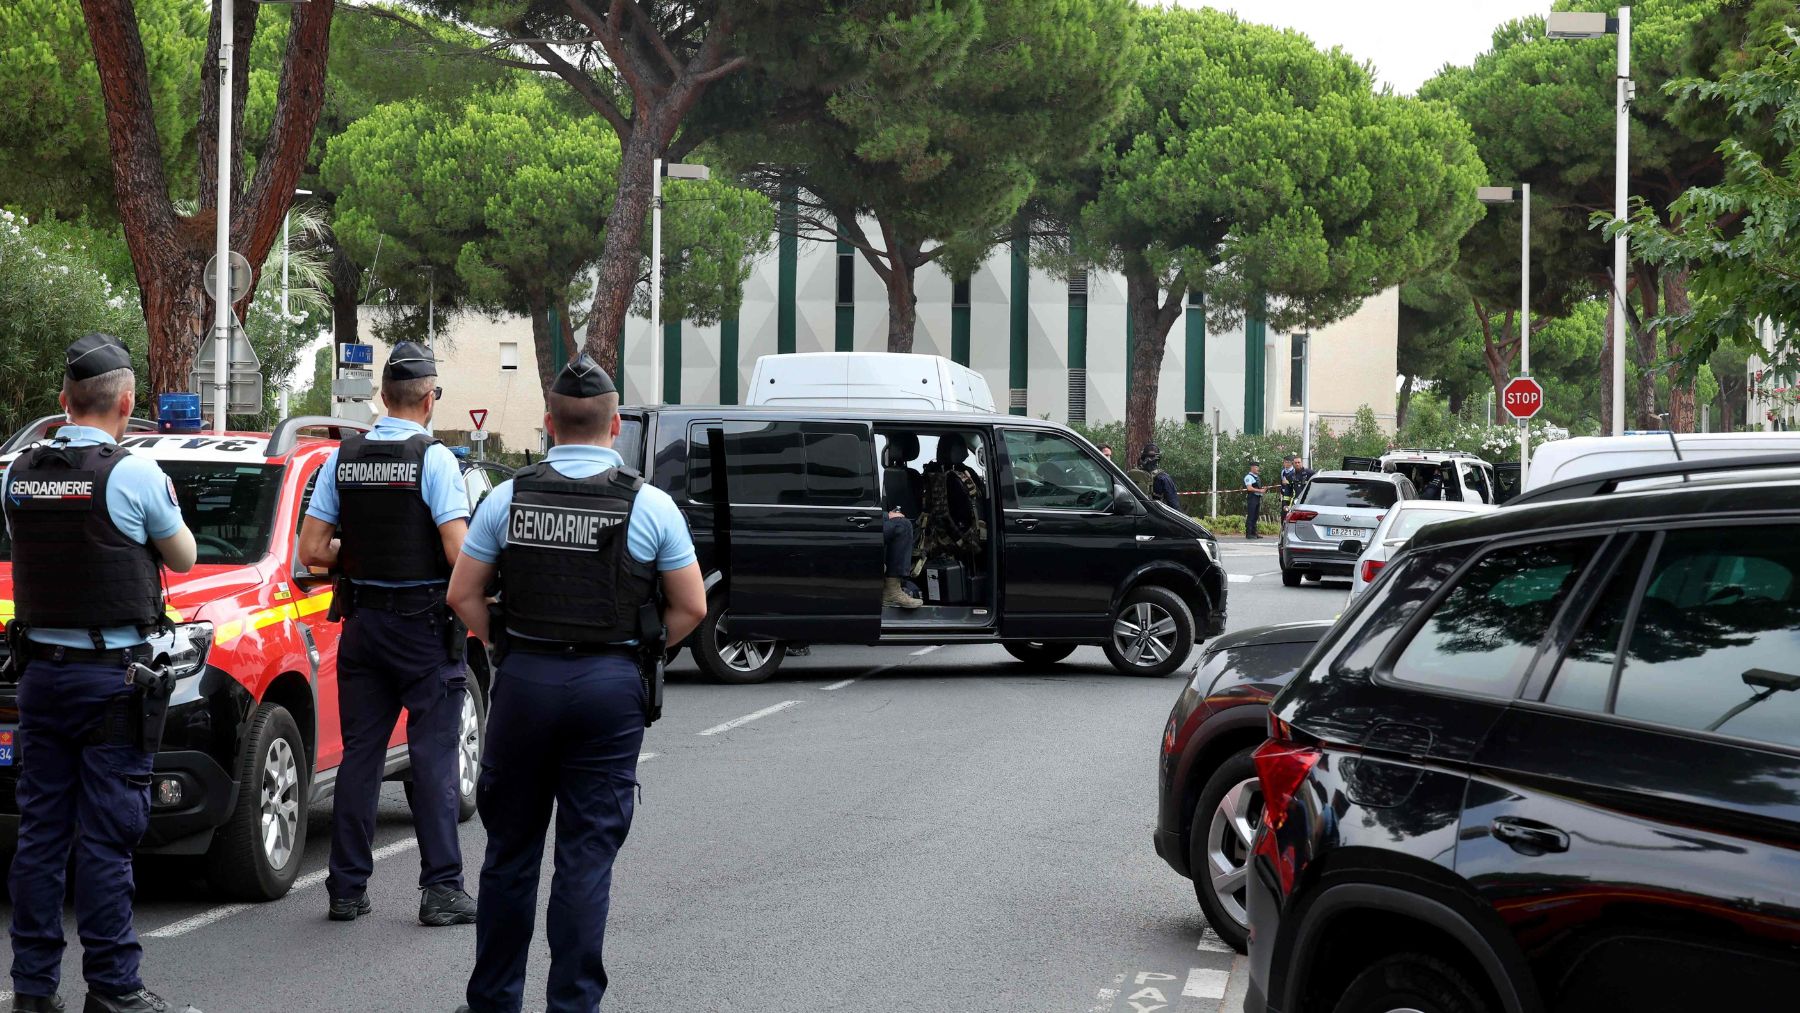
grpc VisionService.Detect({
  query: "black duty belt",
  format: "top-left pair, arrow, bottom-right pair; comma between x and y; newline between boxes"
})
350,583 -> 446,613
18,641 -> 154,666
506,638 -> 636,658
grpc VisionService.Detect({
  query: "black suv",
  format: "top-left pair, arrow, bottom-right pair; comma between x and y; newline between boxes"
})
1246,457 -> 1800,1013
614,406 -> 1227,682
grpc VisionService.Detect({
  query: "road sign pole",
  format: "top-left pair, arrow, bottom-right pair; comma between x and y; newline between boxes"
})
211,0 -> 235,435
1521,183 -> 1531,486
469,408 -> 489,461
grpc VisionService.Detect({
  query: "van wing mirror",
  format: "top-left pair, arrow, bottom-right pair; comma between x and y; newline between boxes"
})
1338,538 -> 1364,555
1113,484 -> 1141,514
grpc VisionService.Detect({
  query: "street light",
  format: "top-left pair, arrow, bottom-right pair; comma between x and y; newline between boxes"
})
1547,6 -> 1632,436
211,0 -> 310,433
650,159 -> 710,404
1298,330 -> 1312,468
1479,183 -> 1532,483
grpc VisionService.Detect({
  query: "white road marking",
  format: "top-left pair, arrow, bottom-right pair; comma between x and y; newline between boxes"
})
1197,929 -> 1235,953
1088,972 -> 1126,1012
910,645 -> 941,656
820,679 -> 857,691
639,752 -> 659,761
1227,573 -> 1253,583
697,700 -> 801,736
145,838 -> 420,939
1183,966 -> 1230,999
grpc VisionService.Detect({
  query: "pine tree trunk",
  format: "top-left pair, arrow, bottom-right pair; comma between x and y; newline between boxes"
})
1397,374 -> 1414,431
140,255 -> 210,397
582,127 -> 659,373
529,297 -> 558,397
1600,298 -> 1615,432
1664,267 -> 1696,433
885,259 -> 917,354
329,244 -> 360,351
1122,259 -> 1184,464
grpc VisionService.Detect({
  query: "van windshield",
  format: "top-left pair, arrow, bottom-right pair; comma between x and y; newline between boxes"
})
615,416 -> 645,470
1302,479 -> 1399,510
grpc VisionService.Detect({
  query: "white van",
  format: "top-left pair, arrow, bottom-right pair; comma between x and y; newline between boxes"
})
746,352 -> 996,413
1525,432 -> 1800,492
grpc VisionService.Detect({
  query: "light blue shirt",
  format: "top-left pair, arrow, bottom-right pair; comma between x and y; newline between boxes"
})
462,444 -> 696,573
5,425 -> 186,648
1244,473 -> 1263,492
305,417 -> 469,587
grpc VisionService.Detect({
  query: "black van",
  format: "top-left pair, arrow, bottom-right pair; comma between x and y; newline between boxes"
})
612,407 -> 1227,683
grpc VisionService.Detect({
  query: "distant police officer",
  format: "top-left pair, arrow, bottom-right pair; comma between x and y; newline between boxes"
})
297,341 -> 476,926
1243,462 -> 1266,539
4,334 -> 201,1013
447,355 -> 705,1013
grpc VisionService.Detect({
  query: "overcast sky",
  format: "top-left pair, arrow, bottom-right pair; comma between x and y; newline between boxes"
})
1174,1 -> 1550,94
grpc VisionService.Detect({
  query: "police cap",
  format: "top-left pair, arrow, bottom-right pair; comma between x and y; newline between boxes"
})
65,332 -> 133,380
383,341 -> 438,381
551,353 -> 617,398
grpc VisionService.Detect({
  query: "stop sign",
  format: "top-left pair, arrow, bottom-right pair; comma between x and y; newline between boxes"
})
1503,376 -> 1544,420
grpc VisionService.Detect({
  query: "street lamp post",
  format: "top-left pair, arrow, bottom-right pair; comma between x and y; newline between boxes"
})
1298,330 -> 1312,468
1548,7 -> 1632,436
1479,183 -> 1532,483
650,159 -> 710,404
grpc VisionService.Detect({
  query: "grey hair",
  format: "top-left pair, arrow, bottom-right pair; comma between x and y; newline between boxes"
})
62,367 -> 134,417
380,375 -> 437,409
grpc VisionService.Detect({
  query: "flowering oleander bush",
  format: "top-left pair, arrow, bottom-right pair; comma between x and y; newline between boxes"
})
0,209 -> 149,428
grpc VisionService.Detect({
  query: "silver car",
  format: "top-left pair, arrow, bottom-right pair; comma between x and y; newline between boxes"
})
1278,471 -> 1415,586
1344,499 -> 1495,600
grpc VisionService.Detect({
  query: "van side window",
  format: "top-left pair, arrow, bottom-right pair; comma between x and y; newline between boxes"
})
689,421 -> 875,508
1001,430 -> 1112,511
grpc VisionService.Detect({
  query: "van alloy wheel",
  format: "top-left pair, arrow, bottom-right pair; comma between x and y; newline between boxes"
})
1113,600 -> 1178,666
458,691 -> 481,800
260,737 -> 301,871
718,632 -> 777,673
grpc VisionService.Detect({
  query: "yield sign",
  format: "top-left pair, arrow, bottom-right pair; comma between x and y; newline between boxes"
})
1503,376 -> 1545,420
469,408 -> 489,431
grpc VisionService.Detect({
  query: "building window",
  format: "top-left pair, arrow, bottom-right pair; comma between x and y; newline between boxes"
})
1289,333 -> 1306,407
499,342 -> 519,371
836,241 -> 855,306
953,276 -> 971,307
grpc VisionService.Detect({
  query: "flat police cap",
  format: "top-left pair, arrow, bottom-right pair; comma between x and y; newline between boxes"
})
552,353 -> 617,398
383,341 -> 438,381
65,332 -> 133,380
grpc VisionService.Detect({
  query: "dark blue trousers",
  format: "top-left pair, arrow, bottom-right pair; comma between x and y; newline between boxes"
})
466,650 -> 643,1013
8,657 -> 152,998
326,605 -> 466,901
883,516 -> 915,578
1246,494 -> 1262,538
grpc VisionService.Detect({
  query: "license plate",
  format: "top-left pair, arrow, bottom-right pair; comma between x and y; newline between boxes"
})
0,725 -> 14,766
1325,527 -> 1364,539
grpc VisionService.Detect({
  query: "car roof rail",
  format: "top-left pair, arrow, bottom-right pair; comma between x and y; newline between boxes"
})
0,415 -> 159,456
1510,451 -> 1800,506
267,415 -> 374,457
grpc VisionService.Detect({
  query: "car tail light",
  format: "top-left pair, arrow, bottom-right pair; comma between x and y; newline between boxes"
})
1285,509 -> 1317,523
1360,558 -> 1386,584
1162,713 -> 1177,756
1252,737 -> 1320,831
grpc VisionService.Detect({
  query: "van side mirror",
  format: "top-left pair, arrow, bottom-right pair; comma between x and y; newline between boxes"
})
1113,485 -> 1141,514
1338,538 -> 1364,555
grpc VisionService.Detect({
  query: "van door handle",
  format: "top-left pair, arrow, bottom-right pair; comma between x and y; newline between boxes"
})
846,515 -> 875,528
1015,516 -> 1040,531
1490,816 -> 1569,855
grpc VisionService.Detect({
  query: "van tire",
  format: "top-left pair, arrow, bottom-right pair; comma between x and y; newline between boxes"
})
695,604 -> 784,684
206,704 -> 307,901
1281,568 -> 1302,588
1103,586 -> 1194,678
1003,642 -> 1077,667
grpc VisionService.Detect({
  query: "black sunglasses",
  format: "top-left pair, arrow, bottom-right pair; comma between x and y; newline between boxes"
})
432,387 -> 443,402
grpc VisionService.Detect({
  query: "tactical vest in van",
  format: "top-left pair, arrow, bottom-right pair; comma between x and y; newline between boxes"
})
334,433 -> 450,582
5,441 -> 164,633
499,464 -> 656,644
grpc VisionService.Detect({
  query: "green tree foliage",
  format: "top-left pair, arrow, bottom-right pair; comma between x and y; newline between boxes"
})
725,0 -> 1136,351
1063,6 -> 1483,459
0,0 -> 204,223
324,80 -> 771,393
1614,24 -> 1800,371
0,210 -> 148,429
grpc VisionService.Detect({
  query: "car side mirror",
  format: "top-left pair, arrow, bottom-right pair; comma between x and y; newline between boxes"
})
1113,485 -> 1141,514
1338,538 -> 1364,555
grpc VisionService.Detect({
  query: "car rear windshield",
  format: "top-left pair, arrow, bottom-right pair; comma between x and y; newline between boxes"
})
1389,508 -> 1472,541
0,461 -> 284,566
1302,479 -> 1398,510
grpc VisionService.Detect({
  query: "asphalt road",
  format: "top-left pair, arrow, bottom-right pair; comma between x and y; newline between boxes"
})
0,541 -> 1345,1012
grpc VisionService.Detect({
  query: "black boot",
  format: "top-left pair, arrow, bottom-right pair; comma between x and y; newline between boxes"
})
327,892 -> 372,922
419,884 -> 476,926
81,990 -> 198,1013
13,995 -> 65,1012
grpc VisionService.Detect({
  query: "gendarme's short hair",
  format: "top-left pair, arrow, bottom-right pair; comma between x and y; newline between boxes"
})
552,353 -> 617,398
383,341 -> 438,382
65,333 -> 133,380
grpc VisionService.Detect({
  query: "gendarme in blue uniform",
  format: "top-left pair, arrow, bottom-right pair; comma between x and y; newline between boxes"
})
461,355 -> 694,1013
4,332 -> 200,1013
306,342 -> 474,925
